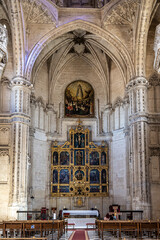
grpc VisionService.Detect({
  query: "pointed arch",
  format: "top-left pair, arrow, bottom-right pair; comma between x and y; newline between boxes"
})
25,20 -> 135,82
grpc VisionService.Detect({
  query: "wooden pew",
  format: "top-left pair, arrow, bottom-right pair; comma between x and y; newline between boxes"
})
96,220 -> 160,239
120,221 -> 139,238
139,220 -> 159,238
98,220 -> 120,239
2,221 -> 23,238
2,220 -> 65,239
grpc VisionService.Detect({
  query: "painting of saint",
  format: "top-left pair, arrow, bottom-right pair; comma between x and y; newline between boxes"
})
60,186 -> 69,193
53,152 -> 58,165
75,150 -> 84,165
75,169 -> 84,180
74,133 -> 85,148
90,186 -> 100,193
101,152 -> 106,165
101,169 -> 106,184
65,80 -> 94,118
102,186 -> 107,193
52,186 -> 57,193
60,169 -> 69,184
90,169 -> 99,184
90,152 -> 99,165
53,170 -> 58,184
60,151 -> 69,165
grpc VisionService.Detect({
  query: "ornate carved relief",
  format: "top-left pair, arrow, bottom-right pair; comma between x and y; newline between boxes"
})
150,147 -> 160,156
22,0 -> 57,24
103,0 -> 139,25
149,72 -> 160,86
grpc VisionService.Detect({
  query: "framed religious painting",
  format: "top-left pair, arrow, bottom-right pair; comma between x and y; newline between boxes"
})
65,80 -> 94,118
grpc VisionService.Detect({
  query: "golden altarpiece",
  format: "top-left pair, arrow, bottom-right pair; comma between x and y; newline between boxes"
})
51,123 -> 108,198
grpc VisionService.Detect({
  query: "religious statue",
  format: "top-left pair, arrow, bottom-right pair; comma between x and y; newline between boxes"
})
97,0 -> 103,8
76,150 -> 82,165
0,24 -> 8,63
56,0 -> 64,7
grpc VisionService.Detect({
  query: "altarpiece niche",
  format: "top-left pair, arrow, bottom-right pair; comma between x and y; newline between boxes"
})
51,123 -> 108,197
65,80 -> 94,118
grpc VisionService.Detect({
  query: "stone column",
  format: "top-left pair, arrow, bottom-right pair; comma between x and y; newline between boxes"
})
8,76 -> 32,220
0,24 -> 8,80
126,77 -> 150,219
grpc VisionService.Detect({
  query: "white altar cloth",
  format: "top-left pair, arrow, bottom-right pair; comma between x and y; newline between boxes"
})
62,209 -> 99,217
67,218 -> 95,229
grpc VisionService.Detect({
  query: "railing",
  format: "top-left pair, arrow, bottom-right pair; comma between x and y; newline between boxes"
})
51,0 -> 112,8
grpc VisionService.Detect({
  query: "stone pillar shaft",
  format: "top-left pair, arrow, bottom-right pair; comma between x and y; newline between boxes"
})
9,77 -> 32,218
126,77 -> 150,217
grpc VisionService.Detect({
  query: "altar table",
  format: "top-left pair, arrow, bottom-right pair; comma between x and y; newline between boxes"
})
62,210 -> 99,218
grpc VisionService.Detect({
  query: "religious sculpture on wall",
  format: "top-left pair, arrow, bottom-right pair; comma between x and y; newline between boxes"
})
51,123 -> 108,197
65,80 -> 94,118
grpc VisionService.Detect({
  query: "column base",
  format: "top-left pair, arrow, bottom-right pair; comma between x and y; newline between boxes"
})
8,203 -> 28,220
132,199 -> 151,219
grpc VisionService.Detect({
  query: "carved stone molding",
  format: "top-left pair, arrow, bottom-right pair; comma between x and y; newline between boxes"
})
149,72 -> 160,86
0,127 -> 10,133
0,149 -> 9,156
103,0 -> 139,25
22,0 -> 57,24
150,147 -> 160,156
148,114 -> 160,124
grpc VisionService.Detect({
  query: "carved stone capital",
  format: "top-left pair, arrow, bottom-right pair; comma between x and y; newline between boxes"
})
126,77 -> 149,92
11,76 -> 33,89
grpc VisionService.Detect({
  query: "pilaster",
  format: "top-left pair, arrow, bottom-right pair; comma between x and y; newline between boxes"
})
126,77 -> 151,218
9,76 -> 32,220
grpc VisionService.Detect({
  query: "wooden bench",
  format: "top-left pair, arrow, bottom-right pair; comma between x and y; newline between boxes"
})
86,223 -> 96,229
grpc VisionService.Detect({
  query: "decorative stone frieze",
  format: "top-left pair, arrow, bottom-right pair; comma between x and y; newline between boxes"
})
22,0 -> 57,24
